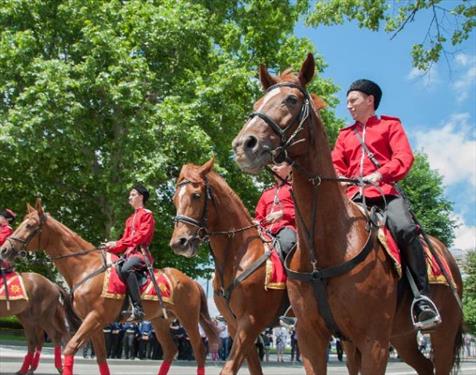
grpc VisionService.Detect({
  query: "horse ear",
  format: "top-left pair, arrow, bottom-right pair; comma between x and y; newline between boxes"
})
26,203 -> 34,213
259,64 -> 276,90
311,93 -> 327,111
298,53 -> 315,86
35,198 -> 44,216
198,157 -> 215,178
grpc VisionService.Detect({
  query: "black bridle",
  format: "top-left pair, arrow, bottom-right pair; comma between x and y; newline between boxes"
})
173,176 -> 265,308
173,177 -> 213,242
6,213 -> 48,256
248,82 -> 311,164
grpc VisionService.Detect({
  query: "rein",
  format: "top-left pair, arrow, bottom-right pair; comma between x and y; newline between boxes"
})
255,83 -> 380,338
173,178 -> 268,308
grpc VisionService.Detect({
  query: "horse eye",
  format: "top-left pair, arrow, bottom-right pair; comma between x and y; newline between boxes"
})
285,95 -> 298,105
192,193 -> 201,199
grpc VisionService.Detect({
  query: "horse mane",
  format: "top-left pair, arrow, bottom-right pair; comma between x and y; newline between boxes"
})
179,164 -> 253,222
46,213 -> 96,249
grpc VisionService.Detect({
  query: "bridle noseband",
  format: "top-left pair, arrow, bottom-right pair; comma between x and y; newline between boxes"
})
248,82 -> 311,164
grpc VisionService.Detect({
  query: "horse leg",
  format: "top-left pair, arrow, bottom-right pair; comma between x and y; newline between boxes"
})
28,326 -> 45,374
62,312 -> 103,375
431,326 -> 464,375
90,328 -> 111,375
178,315 -> 206,375
220,319 -> 264,375
358,338 -> 390,375
343,341 -> 361,375
16,321 -> 36,375
151,317 -> 177,375
391,334 -> 433,374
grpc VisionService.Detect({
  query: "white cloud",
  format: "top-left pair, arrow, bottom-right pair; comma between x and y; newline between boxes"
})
414,113 -> 476,188
452,53 -> 476,103
407,64 -> 440,88
451,213 -> 476,251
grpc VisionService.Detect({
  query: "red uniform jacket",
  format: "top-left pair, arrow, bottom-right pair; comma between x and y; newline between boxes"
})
109,207 -> 155,263
0,223 -> 13,269
255,182 -> 296,235
332,115 -> 414,199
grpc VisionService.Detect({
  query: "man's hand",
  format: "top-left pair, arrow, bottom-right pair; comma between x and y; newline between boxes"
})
104,241 -> 117,250
265,210 -> 283,223
363,171 -> 382,184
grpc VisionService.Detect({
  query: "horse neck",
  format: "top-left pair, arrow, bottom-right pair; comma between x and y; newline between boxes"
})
207,180 -> 263,285
292,116 -> 360,268
41,220 -> 102,289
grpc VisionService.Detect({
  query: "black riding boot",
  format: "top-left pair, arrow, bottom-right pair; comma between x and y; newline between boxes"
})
405,238 -> 440,327
126,272 -> 144,321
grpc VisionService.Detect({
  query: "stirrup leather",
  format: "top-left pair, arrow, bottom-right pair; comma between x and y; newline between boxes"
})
411,295 -> 442,331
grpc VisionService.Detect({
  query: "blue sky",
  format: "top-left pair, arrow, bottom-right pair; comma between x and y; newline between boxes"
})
295,6 -> 476,252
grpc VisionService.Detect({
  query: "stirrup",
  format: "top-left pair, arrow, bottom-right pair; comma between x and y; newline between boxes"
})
127,306 -> 144,322
279,316 -> 296,329
411,295 -> 442,331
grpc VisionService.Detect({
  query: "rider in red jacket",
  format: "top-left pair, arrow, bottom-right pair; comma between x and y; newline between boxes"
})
0,209 -> 16,272
332,79 -> 440,330
255,162 -> 296,258
105,185 -> 155,321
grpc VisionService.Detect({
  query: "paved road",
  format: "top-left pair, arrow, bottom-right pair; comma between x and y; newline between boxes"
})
1,345 -> 475,374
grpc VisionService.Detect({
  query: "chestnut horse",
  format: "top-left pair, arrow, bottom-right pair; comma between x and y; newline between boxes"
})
0,200 -> 218,375
232,53 -> 463,374
170,159 -> 288,375
0,271 -> 79,374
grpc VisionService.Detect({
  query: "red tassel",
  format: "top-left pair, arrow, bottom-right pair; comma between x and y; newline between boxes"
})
54,345 -> 63,370
63,354 -> 74,375
18,352 -> 34,374
157,360 -> 171,375
197,366 -> 205,375
98,361 -> 111,375
30,348 -> 42,370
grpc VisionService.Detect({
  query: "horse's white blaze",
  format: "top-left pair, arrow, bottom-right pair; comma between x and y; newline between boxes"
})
244,88 -> 281,131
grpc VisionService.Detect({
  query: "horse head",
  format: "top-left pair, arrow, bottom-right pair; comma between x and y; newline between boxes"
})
232,53 -> 325,174
0,198 -> 47,261
170,158 -> 215,258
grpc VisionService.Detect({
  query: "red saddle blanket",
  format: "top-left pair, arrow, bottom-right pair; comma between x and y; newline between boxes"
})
0,272 -> 28,301
378,227 -> 455,287
264,243 -> 287,290
101,253 -> 173,304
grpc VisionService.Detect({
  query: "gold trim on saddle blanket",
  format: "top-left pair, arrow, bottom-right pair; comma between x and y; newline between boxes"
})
0,272 -> 29,301
264,244 -> 286,290
101,253 -> 173,304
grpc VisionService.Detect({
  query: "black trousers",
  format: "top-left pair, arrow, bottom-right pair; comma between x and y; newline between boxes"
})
275,227 -> 297,258
119,256 -> 145,308
362,195 -> 429,293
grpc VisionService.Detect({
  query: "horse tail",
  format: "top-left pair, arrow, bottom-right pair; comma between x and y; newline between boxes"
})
195,281 -> 219,349
57,286 -> 82,333
451,323 -> 464,374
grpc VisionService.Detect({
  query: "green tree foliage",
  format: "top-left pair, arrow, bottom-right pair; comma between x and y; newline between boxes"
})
305,0 -> 476,70
0,0 -> 341,278
463,250 -> 476,333
400,153 -> 456,246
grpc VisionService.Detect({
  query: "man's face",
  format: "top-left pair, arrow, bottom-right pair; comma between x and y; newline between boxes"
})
128,189 -> 144,208
347,90 -> 374,122
271,163 -> 292,181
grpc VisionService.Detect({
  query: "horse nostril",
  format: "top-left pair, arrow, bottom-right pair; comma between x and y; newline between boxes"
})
179,237 -> 188,247
244,135 -> 258,151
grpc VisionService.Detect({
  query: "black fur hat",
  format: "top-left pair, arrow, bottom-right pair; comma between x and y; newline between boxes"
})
347,79 -> 382,110
132,184 -> 150,203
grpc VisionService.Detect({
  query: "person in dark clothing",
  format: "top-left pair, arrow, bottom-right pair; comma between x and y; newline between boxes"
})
123,322 -> 138,359
110,322 -> 124,359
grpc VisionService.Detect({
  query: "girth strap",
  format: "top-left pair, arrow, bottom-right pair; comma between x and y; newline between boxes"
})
214,249 -> 272,302
285,224 -> 377,338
